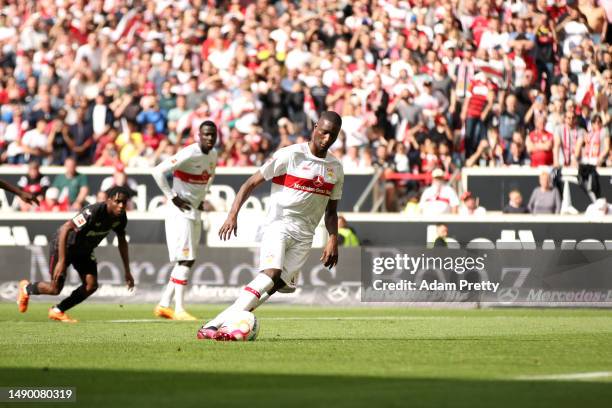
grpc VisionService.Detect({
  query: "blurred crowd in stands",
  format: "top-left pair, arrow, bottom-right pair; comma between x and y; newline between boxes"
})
0,0 -> 611,213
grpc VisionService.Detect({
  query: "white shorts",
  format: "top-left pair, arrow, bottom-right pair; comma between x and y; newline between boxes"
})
258,224 -> 311,288
165,211 -> 202,262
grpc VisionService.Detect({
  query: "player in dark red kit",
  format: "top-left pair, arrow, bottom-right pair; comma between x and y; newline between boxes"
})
17,186 -> 135,322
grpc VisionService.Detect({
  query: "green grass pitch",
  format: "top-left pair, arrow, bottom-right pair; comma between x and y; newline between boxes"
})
1,303 -> 611,407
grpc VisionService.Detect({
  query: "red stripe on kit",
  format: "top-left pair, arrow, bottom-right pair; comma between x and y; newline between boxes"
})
171,277 -> 188,285
244,286 -> 261,299
173,170 -> 211,184
272,174 -> 334,197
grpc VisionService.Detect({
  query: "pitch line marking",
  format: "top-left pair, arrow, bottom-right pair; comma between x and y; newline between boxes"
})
103,316 -> 452,323
516,371 -> 612,381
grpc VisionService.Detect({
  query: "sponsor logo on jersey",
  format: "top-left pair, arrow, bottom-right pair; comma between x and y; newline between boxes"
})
273,174 -> 334,197
86,229 -> 111,237
173,170 -> 211,184
313,175 -> 325,187
73,214 -> 87,228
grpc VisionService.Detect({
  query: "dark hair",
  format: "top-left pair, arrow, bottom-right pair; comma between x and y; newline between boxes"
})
199,120 -> 217,131
319,111 -> 342,128
105,186 -> 133,199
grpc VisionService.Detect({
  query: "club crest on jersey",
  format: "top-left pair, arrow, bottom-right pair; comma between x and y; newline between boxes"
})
313,175 -> 325,187
182,247 -> 190,257
326,167 -> 335,180
264,253 -> 275,265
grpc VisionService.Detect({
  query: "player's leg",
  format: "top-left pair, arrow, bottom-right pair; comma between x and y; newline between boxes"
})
197,228 -> 288,338
18,245 -> 67,312
155,212 -> 186,319
50,253 -> 98,322
172,260 -> 195,320
172,217 -> 201,320
251,237 -> 310,312
196,268 -> 281,339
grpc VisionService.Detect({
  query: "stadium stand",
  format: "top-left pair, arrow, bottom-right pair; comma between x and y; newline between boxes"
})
0,0 -> 610,213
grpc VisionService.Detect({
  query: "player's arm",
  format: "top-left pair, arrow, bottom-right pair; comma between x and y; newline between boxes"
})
0,179 -> 39,206
116,230 -> 134,289
321,199 -> 339,268
198,155 -> 217,211
198,173 -> 215,211
219,172 -> 266,240
152,151 -> 191,211
220,150 -> 290,240
54,220 -> 76,280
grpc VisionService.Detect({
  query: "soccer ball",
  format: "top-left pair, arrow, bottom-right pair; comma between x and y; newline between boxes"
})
217,310 -> 259,341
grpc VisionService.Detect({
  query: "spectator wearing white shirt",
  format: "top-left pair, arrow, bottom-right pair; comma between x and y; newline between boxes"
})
418,168 -> 459,215
459,191 -> 487,216
342,146 -> 361,171
342,98 -> 372,148
585,198 -> 612,217
90,93 -> 114,139
21,119 -> 50,164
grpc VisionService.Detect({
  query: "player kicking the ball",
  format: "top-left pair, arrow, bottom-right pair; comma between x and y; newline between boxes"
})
17,186 -> 134,322
197,111 -> 343,340
152,121 -> 217,321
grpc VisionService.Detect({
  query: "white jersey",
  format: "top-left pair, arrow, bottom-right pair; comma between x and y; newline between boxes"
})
259,143 -> 344,241
152,143 -> 217,219
418,184 -> 460,215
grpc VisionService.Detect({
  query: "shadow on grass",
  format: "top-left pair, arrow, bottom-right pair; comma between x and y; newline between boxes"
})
0,368 -> 610,408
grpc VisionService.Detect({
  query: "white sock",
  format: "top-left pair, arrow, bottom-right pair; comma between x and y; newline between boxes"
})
205,274 -> 274,328
172,265 -> 191,313
159,282 -> 175,308
250,291 -> 270,312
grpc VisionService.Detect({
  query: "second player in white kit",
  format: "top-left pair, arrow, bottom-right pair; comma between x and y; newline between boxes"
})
197,111 -> 344,340
152,120 -> 218,321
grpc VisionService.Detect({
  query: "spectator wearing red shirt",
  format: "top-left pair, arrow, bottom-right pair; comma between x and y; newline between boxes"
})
471,4 -> 491,47
36,186 -> 69,212
17,161 -> 50,212
527,115 -> 554,167
460,72 -> 495,159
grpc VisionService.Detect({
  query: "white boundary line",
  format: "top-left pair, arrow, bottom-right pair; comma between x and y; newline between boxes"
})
102,315 -> 612,323
516,372 -> 612,381
103,316 -> 456,323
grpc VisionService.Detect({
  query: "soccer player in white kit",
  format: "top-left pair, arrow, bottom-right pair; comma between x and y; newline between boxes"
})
197,111 -> 344,340
152,120 -> 217,321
